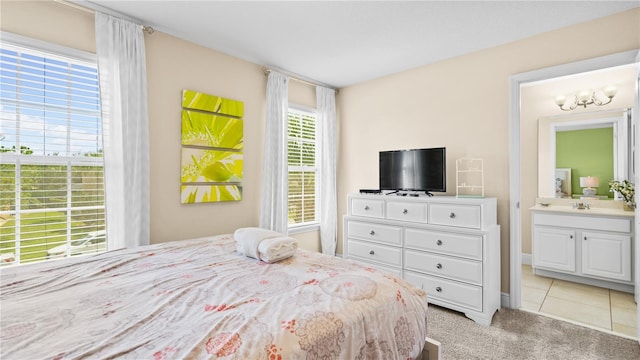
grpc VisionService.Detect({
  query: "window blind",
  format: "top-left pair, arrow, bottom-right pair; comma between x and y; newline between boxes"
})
287,108 -> 318,226
0,37 -> 105,265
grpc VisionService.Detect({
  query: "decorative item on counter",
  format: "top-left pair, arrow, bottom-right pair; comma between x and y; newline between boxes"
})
609,179 -> 635,210
579,176 -> 599,197
554,178 -> 564,197
554,168 -> 571,199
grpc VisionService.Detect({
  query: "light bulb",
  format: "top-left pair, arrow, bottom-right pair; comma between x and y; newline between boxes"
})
603,85 -> 617,98
577,90 -> 592,103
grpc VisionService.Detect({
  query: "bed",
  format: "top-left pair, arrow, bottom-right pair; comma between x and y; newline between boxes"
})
0,234 -> 429,359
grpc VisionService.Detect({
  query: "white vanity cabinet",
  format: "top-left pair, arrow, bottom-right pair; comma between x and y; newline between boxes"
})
533,227 -> 576,273
581,231 -> 631,282
533,226 -> 576,272
531,206 -> 634,292
344,194 -> 501,326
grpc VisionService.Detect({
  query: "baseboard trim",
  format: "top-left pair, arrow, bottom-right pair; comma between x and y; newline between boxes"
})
521,253 -> 531,265
501,292 -> 510,308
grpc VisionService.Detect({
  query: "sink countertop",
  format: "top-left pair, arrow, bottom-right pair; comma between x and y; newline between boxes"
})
529,204 -> 635,217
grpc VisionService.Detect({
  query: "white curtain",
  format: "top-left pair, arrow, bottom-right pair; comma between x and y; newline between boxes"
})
317,86 -> 337,255
96,12 -> 150,249
259,71 -> 289,234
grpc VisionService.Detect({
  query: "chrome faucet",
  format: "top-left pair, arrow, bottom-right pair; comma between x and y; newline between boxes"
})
573,202 -> 590,210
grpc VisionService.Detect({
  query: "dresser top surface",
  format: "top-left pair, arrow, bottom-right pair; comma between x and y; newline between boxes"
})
349,193 -> 495,205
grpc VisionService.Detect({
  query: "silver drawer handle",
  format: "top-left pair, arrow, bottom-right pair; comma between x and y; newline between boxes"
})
364,205 -> 370,210
436,263 -> 442,270
369,250 -> 375,255
436,286 -> 442,292
403,209 -> 408,214
369,230 -> 375,236
436,240 -> 443,246
449,212 -> 456,219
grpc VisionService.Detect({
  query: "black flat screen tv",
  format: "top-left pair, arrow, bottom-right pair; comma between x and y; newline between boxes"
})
379,147 -> 446,193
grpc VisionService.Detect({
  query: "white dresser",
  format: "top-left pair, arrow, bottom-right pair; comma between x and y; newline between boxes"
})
343,193 -> 501,326
530,205 -> 634,293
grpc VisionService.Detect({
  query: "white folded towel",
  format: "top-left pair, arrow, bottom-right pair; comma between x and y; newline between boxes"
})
257,236 -> 298,263
234,227 -> 298,262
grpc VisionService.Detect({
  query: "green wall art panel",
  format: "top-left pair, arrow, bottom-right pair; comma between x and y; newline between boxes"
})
181,148 -> 243,183
181,110 -> 243,149
180,89 -> 244,203
182,89 -> 244,118
180,185 -> 242,204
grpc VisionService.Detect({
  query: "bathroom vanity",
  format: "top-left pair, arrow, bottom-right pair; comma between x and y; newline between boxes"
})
530,200 -> 634,293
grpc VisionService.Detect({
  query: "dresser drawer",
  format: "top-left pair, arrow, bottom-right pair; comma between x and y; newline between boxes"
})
347,239 -> 402,267
387,201 -> 427,223
404,270 -> 482,312
405,228 -> 483,260
404,250 -> 482,285
351,198 -> 384,218
429,203 -> 481,229
348,258 -> 403,278
347,221 -> 402,246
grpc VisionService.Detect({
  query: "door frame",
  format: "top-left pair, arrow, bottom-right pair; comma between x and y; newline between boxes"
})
508,50 -> 640,330
633,50 -> 640,343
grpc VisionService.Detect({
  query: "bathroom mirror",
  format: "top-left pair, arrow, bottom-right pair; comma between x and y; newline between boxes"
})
538,109 -> 632,199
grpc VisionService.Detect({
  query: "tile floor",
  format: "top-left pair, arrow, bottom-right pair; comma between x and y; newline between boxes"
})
521,264 -> 637,338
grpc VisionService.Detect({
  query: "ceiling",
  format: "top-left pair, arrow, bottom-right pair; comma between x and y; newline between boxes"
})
85,1 -> 639,88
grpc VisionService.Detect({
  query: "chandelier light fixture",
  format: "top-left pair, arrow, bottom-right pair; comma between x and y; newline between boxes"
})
554,86 -> 617,111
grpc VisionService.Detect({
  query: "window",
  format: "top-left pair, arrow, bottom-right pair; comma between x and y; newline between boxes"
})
0,34 -> 105,265
287,107 -> 319,229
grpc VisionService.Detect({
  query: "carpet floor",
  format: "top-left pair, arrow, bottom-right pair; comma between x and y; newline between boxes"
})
426,305 -> 640,359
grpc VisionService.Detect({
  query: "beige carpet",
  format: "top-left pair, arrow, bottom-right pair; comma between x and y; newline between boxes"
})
427,305 -> 640,359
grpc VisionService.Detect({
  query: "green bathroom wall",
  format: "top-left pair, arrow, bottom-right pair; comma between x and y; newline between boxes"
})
556,127 -> 614,197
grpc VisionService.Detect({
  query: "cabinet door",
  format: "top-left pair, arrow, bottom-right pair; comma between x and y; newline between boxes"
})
533,227 -> 576,272
581,231 -> 631,282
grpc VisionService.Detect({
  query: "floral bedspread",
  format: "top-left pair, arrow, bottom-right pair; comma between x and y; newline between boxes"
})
0,235 -> 428,359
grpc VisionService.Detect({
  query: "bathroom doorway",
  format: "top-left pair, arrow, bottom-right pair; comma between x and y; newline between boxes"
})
509,50 -> 640,340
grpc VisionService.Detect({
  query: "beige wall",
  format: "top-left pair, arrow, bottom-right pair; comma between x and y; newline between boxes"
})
144,31 -> 266,242
338,8 -> 640,293
1,1 -> 95,53
146,34 -> 319,250
1,0 -> 321,251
